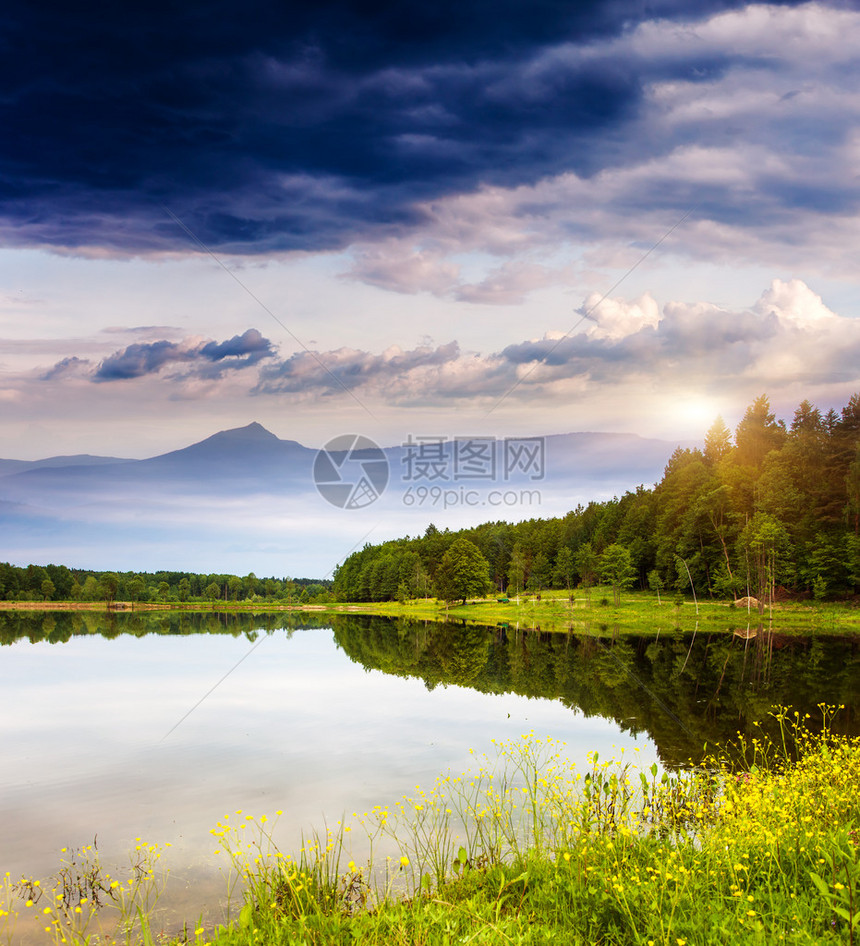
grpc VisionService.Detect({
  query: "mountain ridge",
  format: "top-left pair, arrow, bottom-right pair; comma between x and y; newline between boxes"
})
0,421 -> 682,471
0,422 -> 685,574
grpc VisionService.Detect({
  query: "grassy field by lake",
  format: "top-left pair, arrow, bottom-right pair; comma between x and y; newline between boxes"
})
339,588 -> 860,637
2,587 -> 858,636
3,708 -> 858,946
3,587 -> 857,942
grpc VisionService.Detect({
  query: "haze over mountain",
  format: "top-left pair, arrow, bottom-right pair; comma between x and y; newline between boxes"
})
0,422 -> 681,576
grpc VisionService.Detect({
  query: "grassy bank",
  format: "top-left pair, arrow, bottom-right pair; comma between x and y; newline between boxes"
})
3,709 -> 859,945
1,588 -> 859,635
346,588 -> 860,636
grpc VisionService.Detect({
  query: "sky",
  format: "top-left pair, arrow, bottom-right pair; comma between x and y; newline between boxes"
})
2,0 -> 860,461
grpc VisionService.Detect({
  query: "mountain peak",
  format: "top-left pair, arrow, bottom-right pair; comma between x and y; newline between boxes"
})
145,422 -> 285,465
208,422 -> 280,444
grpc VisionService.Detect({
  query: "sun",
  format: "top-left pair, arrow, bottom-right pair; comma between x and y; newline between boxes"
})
673,396 -> 721,435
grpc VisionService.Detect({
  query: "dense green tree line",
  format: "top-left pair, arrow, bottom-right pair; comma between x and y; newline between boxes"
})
0,562 -> 332,604
333,394 -> 860,603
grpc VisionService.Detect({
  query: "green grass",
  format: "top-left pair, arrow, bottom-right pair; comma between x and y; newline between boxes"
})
189,708 -> 860,945
6,709 -> 858,945
3,587 -> 859,636
332,587 -> 860,637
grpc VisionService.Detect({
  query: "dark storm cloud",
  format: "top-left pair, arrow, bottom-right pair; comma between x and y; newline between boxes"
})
199,329 -> 273,361
91,329 -> 274,381
96,341 -> 183,381
0,0 -> 817,254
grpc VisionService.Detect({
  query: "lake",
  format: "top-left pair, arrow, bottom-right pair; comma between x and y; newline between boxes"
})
1,610 -> 858,940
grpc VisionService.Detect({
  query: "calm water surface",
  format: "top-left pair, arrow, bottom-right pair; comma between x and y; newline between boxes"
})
1,611 -> 858,939
1,614 -> 659,937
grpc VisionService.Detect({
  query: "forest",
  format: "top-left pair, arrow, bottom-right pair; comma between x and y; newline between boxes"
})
332,394 -> 860,603
0,563 -> 331,604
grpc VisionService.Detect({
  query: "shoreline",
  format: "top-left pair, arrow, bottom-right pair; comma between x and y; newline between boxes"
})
3,717 -> 857,946
1,591 -> 858,635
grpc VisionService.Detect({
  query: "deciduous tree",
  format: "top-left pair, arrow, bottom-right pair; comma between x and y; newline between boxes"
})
552,547 -> 575,591
599,544 -> 636,605
435,538 -> 491,605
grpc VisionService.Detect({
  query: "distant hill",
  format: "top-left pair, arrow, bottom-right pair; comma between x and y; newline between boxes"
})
0,454 -> 132,476
0,423 -> 676,496
0,422 -> 680,574
0,422 -> 313,496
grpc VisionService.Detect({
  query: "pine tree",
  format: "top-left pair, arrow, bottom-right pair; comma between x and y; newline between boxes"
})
735,395 -> 786,468
704,415 -> 732,465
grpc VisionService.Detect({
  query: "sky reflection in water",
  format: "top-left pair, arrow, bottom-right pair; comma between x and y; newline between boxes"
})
0,624 -> 658,907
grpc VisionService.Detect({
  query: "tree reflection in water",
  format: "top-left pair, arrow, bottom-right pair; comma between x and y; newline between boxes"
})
2,610 -> 857,767
330,615 -> 860,767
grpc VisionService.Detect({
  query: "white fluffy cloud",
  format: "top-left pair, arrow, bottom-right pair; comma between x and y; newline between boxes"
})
3,272 -> 858,458
753,278 -> 837,327
583,292 -> 661,341
241,279 -> 860,409
14,280 -> 856,411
